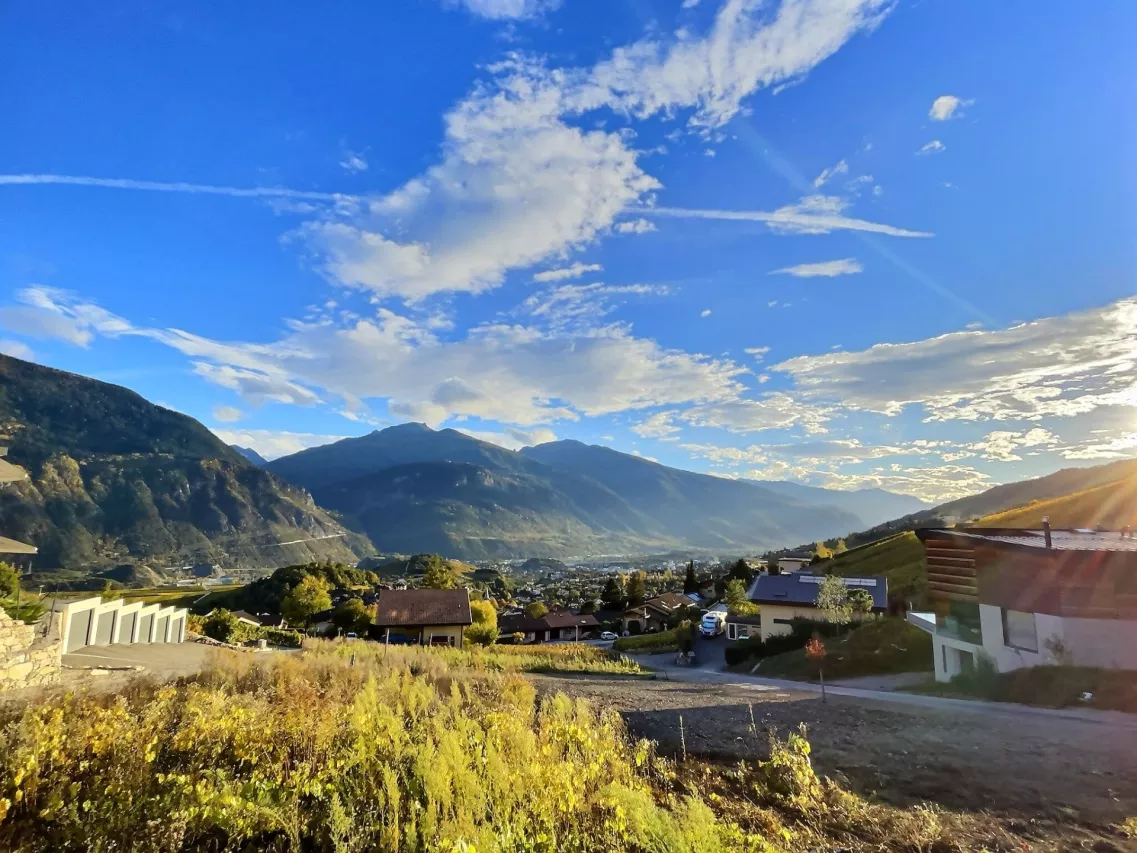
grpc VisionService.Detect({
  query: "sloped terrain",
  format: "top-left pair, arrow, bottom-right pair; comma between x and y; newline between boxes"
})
0,354 -> 371,572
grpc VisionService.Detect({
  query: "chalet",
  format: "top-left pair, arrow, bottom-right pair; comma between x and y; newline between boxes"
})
621,592 -> 698,634
498,610 -> 600,643
911,523 -> 1137,682
369,589 -> 472,646
744,572 -> 888,640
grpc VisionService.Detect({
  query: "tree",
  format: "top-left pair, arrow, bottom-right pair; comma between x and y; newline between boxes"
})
203,609 -> 240,644
421,555 -> 458,590
331,598 -> 371,635
724,578 -> 759,617
626,571 -> 647,608
834,538 -> 848,554
683,561 -> 699,595
601,576 -> 625,611
466,599 -> 499,646
805,635 -> 828,702
579,599 -> 597,615
524,601 -> 549,620
813,541 -> 833,561
726,558 -> 753,585
281,575 -> 332,628
0,562 -> 19,598
767,558 -> 782,576
815,575 -> 851,624
847,588 -> 874,615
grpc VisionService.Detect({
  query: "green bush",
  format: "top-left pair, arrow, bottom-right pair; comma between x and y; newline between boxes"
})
202,609 -> 240,643
259,628 -> 303,648
614,625 -> 689,653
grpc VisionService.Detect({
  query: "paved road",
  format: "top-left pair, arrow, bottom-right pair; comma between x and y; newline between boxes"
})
642,651 -> 1137,728
62,642 -> 215,678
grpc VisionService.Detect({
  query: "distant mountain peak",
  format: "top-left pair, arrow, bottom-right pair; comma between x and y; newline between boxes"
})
231,445 -> 268,467
379,422 -> 434,435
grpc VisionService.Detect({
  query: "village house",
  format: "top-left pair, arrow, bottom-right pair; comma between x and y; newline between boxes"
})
911,523 -> 1137,682
743,572 -> 888,640
498,610 -> 600,643
621,592 -> 698,634
369,589 -> 472,646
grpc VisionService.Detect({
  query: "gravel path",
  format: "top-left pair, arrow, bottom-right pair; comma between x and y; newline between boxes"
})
532,672 -> 1137,826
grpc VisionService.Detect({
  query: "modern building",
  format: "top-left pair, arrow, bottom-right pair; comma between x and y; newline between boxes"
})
744,572 -> 888,640
369,589 -> 472,646
911,524 -> 1137,682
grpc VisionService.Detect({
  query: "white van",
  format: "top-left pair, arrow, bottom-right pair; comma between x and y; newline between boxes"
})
700,611 -> 726,637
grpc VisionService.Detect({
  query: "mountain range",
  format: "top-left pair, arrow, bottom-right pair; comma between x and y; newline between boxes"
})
266,426 -> 922,559
0,355 -> 371,571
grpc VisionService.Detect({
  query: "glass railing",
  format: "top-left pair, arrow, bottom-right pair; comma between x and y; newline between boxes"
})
937,616 -> 982,644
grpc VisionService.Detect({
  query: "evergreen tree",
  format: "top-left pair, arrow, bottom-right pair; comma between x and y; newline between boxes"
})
601,575 -> 625,611
626,571 -> 647,607
683,560 -> 699,594
726,558 -> 753,585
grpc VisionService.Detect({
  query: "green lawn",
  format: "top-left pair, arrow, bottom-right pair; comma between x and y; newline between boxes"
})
746,617 -> 932,680
826,531 -> 927,606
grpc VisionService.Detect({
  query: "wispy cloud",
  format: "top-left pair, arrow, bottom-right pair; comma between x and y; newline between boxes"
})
532,262 -> 602,283
917,140 -> 946,155
812,158 -> 848,188
647,196 -> 932,238
616,218 -> 657,234
211,405 -> 245,423
450,0 -> 560,20
770,258 -> 863,277
339,151 -> 368,173
0,173 -> 357,202
929,94 -> 974,121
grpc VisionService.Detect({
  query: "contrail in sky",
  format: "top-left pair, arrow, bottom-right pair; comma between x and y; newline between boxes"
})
0,173 -> 360,202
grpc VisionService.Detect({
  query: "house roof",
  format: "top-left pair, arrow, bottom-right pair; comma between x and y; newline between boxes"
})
917,527 -> 1137,553
499,611 -> 600,634
0,535 -> 37,555
725,614 -> 763,626
746,573 -> 888,609
624,592 -> 696,618
230,610 -> 263,626
373,589 -> 472,628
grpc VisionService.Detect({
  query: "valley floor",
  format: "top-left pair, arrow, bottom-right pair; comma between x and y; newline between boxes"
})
532,671 -> 1137,847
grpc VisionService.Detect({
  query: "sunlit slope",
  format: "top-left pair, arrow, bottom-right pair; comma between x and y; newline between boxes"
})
977,475 -> 1137,529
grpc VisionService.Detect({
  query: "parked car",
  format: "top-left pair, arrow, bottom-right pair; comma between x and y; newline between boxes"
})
599,631 -> 618,641
345,632 -> 359,639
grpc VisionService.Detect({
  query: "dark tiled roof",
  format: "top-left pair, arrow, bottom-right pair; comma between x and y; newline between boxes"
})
373,589 -> 472,627
230,610 -> 263,625
918,527 -> 1137,553
624,592 -> 696,617
746,573 -> 888,609
500,611 -> 600,633
725,614 -> 763,626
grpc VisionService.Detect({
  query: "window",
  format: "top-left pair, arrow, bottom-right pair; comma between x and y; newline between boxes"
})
1002,609 -> 1038,652
738,626 -> 749,639
727,623 -> 737,640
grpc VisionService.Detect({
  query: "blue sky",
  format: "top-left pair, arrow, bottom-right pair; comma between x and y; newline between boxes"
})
1,0 -> 1135,502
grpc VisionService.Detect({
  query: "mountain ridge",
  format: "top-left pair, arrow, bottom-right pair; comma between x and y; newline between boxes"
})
0,354 -> 372,571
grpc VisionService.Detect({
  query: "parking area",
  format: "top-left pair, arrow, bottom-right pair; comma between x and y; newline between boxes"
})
62,642 -> 214,678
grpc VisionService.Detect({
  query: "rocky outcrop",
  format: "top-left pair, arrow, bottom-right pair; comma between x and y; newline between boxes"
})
0,608 -> 61,691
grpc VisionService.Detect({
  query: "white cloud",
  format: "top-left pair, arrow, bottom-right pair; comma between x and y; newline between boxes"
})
339,151 -> 368,173
1061,432 -> 1137,461
294,0 -> 896,301
457,426 -> 557,450
872,184 -> 883,197
520,282 -> 667,327
744,346 -> 770,360
8,288 -> 746,428
0,339 -> 32,359
963,428 -> 1059,462
649,195 -> 932,238
681,0 -> 702,7
812,463 -> 993,503
533,262 -> 603,283
929,94 -> 974,121
615,218 -> 657,234
632,411 -> 681,440
451,0 -> 560,19
211,405 -> 245,423
772,297 -> 1137,423
0,286 -> 134,347
210,429 -> 351,461
700,308 -> 712,318
678,393 -> 832,435
770,258 -> 862,278
917,140 -> 946,155
812,158 -> 848,188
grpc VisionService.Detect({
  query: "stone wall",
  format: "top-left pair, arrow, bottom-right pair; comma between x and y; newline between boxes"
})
0,606 -> 62,691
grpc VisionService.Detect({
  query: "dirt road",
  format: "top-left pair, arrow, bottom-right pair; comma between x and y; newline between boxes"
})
533,672 -> 1137,828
